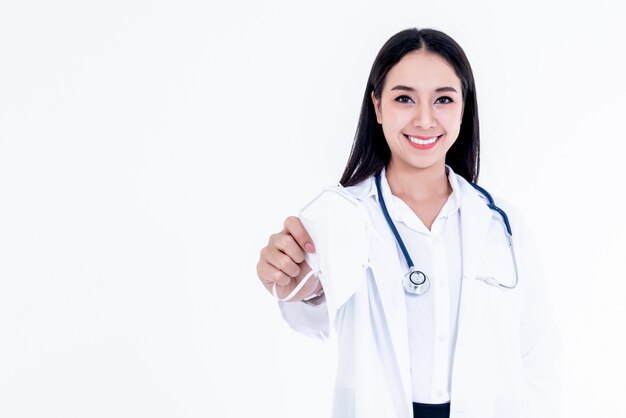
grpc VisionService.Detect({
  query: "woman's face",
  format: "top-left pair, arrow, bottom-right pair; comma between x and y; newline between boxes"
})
372,50 -> 464,175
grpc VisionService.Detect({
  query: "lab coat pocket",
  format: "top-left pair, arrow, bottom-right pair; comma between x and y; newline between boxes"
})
474,239 -> 522,336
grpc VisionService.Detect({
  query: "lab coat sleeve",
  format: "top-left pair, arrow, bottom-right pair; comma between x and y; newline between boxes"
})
517,214 -> 563,417
278,297 -> 330,340
277,187 -> 370,341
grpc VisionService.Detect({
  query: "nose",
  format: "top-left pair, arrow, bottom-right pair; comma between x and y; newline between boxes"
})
412,104 -> 437,129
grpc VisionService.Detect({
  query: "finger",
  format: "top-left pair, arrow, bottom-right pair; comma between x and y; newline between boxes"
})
283,216 -> 316,253
258,239 -> 301,281
272,233 -> 306,264
265,249 -> 301,278
257,259 -> 293,287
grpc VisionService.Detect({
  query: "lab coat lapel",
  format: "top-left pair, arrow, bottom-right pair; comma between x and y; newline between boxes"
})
346,177 -> 414,409
452,177 -> 495,404
367,226 -> 413,409
458,178 -> 494,280
451,179 -> 512,414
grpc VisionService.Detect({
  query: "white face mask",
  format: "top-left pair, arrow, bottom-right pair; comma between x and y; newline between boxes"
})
273,186 -> 370,307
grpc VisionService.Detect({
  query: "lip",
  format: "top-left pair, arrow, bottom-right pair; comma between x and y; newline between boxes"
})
403,133 -> 443,150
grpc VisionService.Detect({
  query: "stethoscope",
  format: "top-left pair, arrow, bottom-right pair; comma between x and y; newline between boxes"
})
374,173 -> 520,295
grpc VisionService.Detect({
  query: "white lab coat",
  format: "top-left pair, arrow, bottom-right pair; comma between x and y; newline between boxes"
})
278,173 -> 561,418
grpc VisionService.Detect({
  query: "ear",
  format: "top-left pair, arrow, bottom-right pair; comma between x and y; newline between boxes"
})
371,91 -> 382,124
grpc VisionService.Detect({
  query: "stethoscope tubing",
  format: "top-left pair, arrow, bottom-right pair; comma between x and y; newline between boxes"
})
375,174 -> 417,270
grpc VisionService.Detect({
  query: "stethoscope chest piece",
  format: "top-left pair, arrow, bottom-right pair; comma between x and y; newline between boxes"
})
404,268 -> 430,295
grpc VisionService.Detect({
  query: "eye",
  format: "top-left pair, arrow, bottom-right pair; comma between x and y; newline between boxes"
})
395,95 -> 414,104
435,96 -> 453,104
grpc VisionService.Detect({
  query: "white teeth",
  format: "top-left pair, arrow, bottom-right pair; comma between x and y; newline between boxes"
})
407,135 -> 440,145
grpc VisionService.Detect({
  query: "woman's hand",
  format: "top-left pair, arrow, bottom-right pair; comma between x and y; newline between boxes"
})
257,216 -> 321,301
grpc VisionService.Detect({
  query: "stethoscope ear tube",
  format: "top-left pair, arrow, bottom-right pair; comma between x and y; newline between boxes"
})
470,182 -> 512,236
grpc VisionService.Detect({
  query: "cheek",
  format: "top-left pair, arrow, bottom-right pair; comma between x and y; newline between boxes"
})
381,103 -> 413,130
437,108 -> 463,133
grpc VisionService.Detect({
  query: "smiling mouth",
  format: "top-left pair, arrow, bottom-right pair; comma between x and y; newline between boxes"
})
404,134 -> 443,146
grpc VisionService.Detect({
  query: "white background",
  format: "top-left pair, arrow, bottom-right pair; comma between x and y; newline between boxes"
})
1,1 -> 624,417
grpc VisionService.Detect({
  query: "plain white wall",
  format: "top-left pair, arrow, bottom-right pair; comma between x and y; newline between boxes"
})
0,1 -> 624,417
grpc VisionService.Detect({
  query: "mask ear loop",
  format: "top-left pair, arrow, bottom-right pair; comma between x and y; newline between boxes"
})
272,269 -> 318,302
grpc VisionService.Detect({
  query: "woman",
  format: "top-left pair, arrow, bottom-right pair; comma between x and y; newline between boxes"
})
257,28 -> 561,418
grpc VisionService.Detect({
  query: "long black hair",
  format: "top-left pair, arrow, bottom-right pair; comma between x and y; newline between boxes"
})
339,28 -> 480,186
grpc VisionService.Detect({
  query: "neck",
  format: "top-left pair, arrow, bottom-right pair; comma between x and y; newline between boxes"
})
385,161 -> 451,201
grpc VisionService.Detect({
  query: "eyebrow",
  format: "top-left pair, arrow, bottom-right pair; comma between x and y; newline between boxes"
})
390,85 -> 458,93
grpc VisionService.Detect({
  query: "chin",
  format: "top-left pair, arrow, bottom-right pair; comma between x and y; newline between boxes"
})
393,160 -> 443,173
